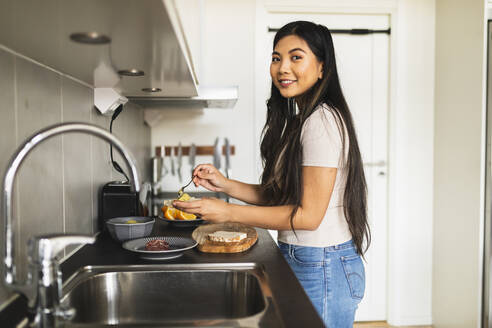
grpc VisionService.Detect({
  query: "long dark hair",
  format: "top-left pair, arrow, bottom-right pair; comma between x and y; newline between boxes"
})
260,21 -> 370,256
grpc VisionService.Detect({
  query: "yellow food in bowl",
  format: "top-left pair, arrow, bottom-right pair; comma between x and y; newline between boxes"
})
126,219 -> 137,224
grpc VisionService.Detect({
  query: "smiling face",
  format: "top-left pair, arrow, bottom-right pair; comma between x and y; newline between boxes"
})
270,35 -> 324,100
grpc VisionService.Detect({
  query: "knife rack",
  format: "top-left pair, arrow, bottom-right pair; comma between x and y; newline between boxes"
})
154,145 -> 235,157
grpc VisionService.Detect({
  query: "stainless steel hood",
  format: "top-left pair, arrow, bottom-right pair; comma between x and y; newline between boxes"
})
127,86 -> 238,109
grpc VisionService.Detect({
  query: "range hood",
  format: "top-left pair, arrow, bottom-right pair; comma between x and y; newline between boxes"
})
140,86 -> 239,127
128,86 -> 238,109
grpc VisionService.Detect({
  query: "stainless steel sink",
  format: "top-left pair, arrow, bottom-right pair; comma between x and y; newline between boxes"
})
61,263 -> 283,327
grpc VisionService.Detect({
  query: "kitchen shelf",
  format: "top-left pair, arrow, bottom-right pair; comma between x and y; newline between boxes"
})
155,145 -> 235,156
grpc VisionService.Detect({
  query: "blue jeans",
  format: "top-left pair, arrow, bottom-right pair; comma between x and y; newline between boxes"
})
278,240 -> 365,328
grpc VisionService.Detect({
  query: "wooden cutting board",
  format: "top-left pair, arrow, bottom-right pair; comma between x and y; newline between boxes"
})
192,222 -> 258,253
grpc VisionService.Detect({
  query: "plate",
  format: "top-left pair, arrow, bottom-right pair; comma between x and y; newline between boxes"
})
192,222 -> 258,253
157,214 -> 205,227
122,236 -> 198,260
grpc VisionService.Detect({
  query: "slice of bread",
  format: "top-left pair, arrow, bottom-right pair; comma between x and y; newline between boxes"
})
208,231 -> 247,243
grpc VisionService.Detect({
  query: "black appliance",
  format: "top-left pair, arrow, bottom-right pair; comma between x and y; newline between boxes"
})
99,181 -> 141,230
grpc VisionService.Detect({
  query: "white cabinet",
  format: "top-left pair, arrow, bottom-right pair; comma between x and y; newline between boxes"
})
137,0 -> 238,114
168,0 -> 203,84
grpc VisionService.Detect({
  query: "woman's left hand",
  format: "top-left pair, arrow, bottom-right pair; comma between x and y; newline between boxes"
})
172,198 -> 232,223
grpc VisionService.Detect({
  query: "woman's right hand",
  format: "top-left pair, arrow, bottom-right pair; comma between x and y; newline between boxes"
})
192,164 -> 229,193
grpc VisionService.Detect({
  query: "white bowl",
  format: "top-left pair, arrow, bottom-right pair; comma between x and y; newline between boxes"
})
106,216 -> 155,242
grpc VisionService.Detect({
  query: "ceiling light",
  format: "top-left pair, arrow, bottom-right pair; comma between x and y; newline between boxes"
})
142,88 -> 162,93
118,69 -> 145,77
118,68 -> 145,76
69,32 -> 111,45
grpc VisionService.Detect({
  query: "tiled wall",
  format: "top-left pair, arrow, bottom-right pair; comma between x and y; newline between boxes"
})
0,48 -> 151,307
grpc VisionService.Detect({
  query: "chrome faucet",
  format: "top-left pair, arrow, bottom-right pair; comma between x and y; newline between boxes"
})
26,234 -> 95,327
2,122 -> 141,327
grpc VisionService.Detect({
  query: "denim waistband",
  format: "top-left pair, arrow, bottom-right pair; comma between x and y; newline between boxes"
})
279,239 -> 355,251
324,239 -> 355,251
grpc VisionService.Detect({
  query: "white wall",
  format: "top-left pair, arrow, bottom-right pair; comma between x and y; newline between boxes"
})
433,0 -> 487,327
387,0 -> 435,325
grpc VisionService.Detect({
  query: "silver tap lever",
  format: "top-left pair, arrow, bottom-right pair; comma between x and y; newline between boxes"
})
29,234 -> 95,264
28,234 -> 96,327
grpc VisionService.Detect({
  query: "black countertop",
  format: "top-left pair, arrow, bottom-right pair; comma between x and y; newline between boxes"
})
2,220 -> 324,327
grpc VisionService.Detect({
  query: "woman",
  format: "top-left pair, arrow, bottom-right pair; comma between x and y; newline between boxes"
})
174,21 -> 370,327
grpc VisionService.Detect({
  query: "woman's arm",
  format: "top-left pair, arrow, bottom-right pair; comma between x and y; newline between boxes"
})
175,166 -> 337,230
223,179 -> 265,205
230,166 -> 337,230
192,164 -> 265,205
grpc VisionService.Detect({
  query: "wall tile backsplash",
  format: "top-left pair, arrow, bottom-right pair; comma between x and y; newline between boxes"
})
15,56 -> 65,283
62,77 -> 93,237
0,47 -> 151,307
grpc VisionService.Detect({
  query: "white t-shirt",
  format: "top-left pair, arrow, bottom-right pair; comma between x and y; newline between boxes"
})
277,103 -> 353,247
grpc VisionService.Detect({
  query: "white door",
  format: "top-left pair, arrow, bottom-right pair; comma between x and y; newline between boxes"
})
254,12 -> 390,321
